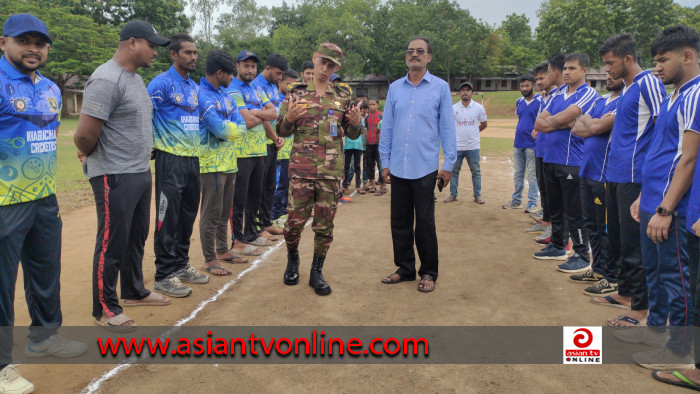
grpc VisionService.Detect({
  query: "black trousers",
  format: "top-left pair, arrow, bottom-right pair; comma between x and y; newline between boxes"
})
607,182 -> 648,311
544,163 -> 588,259
90,171 -> 152,320
535,157 -> 550,222
153,151 -> 200,281
390,171 -> 439,280
343,149 -> 362,188
365,144 -> 384,183
257,143 -> 277,230
0,196 -> 62,365
581,178 -> 618,282
232,156 -> 266,243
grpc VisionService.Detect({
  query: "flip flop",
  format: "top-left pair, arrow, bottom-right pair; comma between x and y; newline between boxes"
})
381,273 -> 416,284
218,254 -> 249,264
250,236 -> 273,247
417,274 -> 436,293
590,295 -> 631,310
94,313 -> 137,332
201,264 -> 232,276
123,292 -> 171,307
233,244 -> 264,256
652,370 -> 700,391
606,314 -> 643,327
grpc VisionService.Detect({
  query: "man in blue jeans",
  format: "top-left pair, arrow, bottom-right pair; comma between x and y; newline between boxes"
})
503,75 -> 541,212
445,82 -> 487,204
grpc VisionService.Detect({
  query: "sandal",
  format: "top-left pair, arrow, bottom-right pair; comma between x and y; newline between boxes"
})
368,186 -> 377,193
260,231 -> 278,242
590,295 -> 631,310
417,274 -> 436,293
652,370 -> 700,391
606,314 -> 645,327
94,313 -> 137,332
232,243 -> 265,256
374,189 -> 383,196
381,273 -> 416,284
357,188 -> 365,195
123,292 -> 170,307
201,263 -> 232,276
217,252 -> 249,264
250,236 -> 273,247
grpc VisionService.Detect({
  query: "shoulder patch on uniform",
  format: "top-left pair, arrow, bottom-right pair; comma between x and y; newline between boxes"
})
336,82 -> 352,95
290,82 -> 306,91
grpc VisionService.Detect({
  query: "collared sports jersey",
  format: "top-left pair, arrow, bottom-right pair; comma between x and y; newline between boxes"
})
536,86 -> 562,158
579,94 -> 620,182
640,75 -> 700,216
0,56 -> 61,206
606,70 -> 666,183
515,94 -> 543,149
147,66 -> 200,157
198,77 -> 247,174
226,78 -> 270,158
277,92 -> 293,160
252,73 -> 281,147
543,83 -> 598,166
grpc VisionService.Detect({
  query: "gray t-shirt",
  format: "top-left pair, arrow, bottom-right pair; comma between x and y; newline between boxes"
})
81,60 -> 153,178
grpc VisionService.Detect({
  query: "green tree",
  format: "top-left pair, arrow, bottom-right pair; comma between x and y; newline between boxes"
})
536,0 -> 629,66
625,0 -> 680,65
189,0 -> 223,44
0,1 -> 119,116
216,0 -> 272,44
497,13 -> 542,75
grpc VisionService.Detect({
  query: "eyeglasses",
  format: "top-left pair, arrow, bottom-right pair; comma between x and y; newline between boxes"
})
405,48 -> 427,56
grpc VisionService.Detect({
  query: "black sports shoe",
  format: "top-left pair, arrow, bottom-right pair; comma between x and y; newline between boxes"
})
583,278 -> 618,296
568,269 -> 603,283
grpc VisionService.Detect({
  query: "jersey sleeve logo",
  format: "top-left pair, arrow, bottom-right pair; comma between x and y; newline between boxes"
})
12,97 -> 27,112
192,94 -> 198,105
47,97 -> 58,113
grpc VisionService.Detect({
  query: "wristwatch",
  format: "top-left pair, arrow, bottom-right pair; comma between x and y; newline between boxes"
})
656,205 -> 677,217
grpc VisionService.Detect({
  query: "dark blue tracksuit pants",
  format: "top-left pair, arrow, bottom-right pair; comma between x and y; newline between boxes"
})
0,195 -> 62,366
272,159 -> 289,221
640,211 -> 694,354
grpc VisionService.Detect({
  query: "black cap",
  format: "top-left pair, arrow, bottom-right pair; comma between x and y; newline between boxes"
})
459,81 -> 473,90
119,20 -> 170,46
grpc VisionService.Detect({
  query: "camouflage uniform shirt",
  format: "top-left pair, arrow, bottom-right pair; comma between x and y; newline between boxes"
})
276,80 -> 361,180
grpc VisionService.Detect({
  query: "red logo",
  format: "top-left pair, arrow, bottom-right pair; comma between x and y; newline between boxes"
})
573,328 -> 593,348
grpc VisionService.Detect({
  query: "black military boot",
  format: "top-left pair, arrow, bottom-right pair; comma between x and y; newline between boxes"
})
309,253 -> 331,295
284,247 -> 300,285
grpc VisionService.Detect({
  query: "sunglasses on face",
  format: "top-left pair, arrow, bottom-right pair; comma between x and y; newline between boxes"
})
405,48 -> 427,56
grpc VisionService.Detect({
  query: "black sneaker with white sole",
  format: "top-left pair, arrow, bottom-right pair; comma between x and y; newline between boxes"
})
569,269 -> 604,283
583,278 -> 618,296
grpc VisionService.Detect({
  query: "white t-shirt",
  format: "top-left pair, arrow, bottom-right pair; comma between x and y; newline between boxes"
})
453,100 -> 487,151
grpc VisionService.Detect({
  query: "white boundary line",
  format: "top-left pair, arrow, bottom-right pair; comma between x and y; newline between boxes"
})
83,190 -> 356,393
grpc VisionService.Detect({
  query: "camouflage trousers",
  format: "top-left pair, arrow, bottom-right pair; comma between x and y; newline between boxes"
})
283,177 -> 340,256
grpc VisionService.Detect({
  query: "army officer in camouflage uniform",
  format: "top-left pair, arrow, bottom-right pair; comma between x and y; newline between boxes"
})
276,43 -> 362,295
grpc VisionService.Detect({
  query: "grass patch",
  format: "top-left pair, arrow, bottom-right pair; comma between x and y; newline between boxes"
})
480,137 -> 513,155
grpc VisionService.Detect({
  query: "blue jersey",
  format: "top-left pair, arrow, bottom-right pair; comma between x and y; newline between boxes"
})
579,94 -> 620,182
606,70 -> 666,183
514,94 -> 542,149
226,78 -> 271,157
0,56 -> 61,206
252,73 -> 282,111
147,66 -> 200,157
536,87 -> 560,158
198,77 -> 246,174
543,83 -> 598,166
640,75 -> 700,216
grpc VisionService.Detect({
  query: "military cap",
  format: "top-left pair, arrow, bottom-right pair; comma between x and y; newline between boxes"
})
316,43 -> 343,67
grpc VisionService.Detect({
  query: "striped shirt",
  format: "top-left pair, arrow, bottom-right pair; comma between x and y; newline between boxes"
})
605,70 -> 666,183
543,83 -> 598,166
641,75 -> 700,216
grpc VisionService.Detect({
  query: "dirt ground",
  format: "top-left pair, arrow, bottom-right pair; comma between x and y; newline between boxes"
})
11,149 -> 685,393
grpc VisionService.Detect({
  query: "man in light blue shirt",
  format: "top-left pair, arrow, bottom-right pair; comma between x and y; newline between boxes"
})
379,36 -> 457,293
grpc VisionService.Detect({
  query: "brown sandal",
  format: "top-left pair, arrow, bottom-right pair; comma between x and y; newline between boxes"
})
418,274 -> 436,293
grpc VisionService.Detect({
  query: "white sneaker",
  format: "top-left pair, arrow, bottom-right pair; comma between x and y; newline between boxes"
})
0,365 -> 34,394
24,334 -> 87,358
